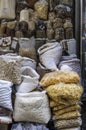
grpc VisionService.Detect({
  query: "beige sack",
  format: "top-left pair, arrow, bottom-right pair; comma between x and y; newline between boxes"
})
0,0 -> 15,19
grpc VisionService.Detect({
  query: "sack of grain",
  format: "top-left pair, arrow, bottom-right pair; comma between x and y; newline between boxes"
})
13,91 -> 51,123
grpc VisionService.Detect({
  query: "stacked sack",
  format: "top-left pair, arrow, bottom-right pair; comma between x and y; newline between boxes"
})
40,71 -> 83,130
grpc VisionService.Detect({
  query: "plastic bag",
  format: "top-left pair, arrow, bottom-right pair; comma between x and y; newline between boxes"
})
60,39 -> 76,55
40,71 -> 80,87
53,18 -> 63,29
0,80 -> 13,111
0,37 -> 11,51
19,37 -> 37,61
11,123 -> 49,130
54,118 -> 82,129
46,83 -> 83,103
34,0 -> 48,20
54,4 -> 67,19
13,91 -> 51,123
0,0 -> 15,19
53,111 -> 81,120
38,42 -> 62,71
59,55 -> 81,77
20,9 -> 29,22
53,105 -> 81,116
16,66 -> 40,93
55,28 -> 64,41
0,116 -> 12,124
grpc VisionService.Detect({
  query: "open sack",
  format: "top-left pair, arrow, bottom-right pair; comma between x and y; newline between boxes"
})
0,0 -> 15,19
38,42 -> 62,71
16,66 -> 40,93
13,91 -> 51,123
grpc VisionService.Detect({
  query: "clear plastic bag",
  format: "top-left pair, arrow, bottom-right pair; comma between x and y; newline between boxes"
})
34,0 -> 48,20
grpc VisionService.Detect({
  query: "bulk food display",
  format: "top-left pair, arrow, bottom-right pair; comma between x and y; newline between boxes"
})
0,0 -> 83,130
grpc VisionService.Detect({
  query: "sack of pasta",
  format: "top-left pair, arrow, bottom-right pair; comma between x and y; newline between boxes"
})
34,0 -> 48,20
46,83 -> 83,103
53,105 -> 81,116
40,71 -> 80,87
0,0 -> 15,19
54,118 -> 82,129
53,111 -> 81,120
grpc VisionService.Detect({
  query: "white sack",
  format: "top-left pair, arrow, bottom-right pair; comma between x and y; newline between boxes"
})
38,42 -> 62,71
0,80 -> 13,111
13,91 -> 51,123
17,66 -> 40,93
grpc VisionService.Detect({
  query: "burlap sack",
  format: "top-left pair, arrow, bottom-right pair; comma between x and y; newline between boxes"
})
40,71 -> 80,87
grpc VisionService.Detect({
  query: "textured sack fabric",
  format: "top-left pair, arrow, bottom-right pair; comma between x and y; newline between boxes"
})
0,0 -> 15,19
54,118 -> 82,129
59,56 -> 81,78
0,116 -> 12,124
13,91 -> 51,123
38,42 -> 62,71
34,0 -> 48,20
20,9 -> 29,22
17,66 -> 40,93
60,39 -> 76,55
40,71 -> 80,87
53,18 -> 63,29
0,80 -> 13,111
3,53 -> 36,69
53,111 -> 81,120
11,123 -> 49,130
53,105 -> 81,115
46,83 -> 83,103
0,56 -> 21,84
